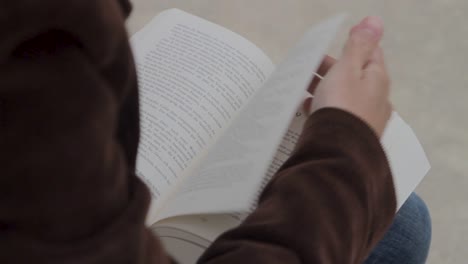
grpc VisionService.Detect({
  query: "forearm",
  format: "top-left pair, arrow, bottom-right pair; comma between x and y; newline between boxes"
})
199,108 -> 396,264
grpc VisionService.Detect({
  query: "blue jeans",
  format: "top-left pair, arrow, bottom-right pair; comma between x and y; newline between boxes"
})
364,193 -> 432,264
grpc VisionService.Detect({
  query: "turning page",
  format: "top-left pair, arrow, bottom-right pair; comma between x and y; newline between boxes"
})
130,9 -> 275,224
257,108 -> 431,210
150,106 -> 310,264
151,103 -> 430,264
157,14 -> 346,220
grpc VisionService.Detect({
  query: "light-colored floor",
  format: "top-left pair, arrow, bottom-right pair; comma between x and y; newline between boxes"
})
128,1 -> 468,263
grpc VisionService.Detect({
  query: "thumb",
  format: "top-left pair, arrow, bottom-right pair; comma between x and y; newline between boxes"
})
342,16 -> 384,69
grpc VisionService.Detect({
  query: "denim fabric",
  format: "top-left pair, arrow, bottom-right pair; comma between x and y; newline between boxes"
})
364,193 -> 432,264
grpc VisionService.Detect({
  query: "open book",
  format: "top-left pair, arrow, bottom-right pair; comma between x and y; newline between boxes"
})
130,9 -> 430,263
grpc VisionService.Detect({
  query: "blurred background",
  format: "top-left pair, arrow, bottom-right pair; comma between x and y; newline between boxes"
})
127,1 -> 468,263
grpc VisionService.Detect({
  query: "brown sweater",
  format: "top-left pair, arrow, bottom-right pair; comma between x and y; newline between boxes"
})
0,1 -> 396,263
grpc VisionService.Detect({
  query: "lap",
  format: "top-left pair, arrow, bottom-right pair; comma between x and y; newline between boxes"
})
363,193 -> 432,264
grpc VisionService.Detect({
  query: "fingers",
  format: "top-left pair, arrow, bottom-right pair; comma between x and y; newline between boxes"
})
308,75 -> 322,94
308,16 -> 392,137
308,55 -> 336,94
303,97 -> 313,115
368,45 -> 385,67
376,101 -> 393,136
363,47 -> 390,93
316,55 -> 337,77
342,16 -> 384,70
364,47 -> 386,76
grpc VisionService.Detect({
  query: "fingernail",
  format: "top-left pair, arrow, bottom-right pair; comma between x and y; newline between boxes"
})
358,16 -> 383,38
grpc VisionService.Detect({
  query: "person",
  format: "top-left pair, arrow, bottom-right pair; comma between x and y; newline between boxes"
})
0,1 -> 430,263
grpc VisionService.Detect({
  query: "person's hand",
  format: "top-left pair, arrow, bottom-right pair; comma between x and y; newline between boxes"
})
306,16 -> 391,137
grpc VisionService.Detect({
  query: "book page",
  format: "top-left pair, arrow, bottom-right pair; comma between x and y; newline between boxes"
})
151,214 -> 243,264
151,108 -> 430,264
259,109 -> 430,211
157,15 -> 346,220
151,225 -> 210,264
150,105 -> 308,263
257,108 -> 309,198
150,107 -> 309,263
381,112 -> 430,209
130,9 -> 275,224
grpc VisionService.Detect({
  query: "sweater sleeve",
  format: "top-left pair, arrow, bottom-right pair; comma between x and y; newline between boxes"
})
198,108 -> 396,264
0,1 -> 396,263
0,1 -> 172,264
